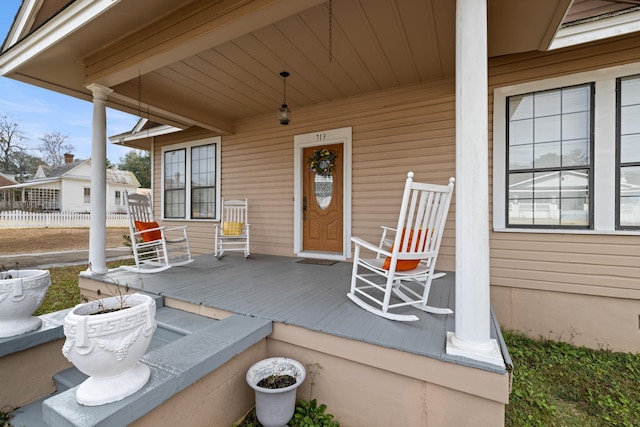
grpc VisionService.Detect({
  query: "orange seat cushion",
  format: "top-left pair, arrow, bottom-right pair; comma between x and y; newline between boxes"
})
382,228 -> 428,271
134,220 -> 162,242
223,221 -> 243,236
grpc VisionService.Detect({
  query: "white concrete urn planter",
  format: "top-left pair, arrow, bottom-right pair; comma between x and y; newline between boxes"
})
62,293 -> 157,406
246,357 -> 306,427
0,269 -> 51,338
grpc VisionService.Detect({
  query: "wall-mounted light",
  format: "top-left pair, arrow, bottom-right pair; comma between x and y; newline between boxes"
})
278,71 -> 290,125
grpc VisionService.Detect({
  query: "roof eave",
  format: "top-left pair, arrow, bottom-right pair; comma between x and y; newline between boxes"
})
550,8 -> 640,50
0,0 -> 121,77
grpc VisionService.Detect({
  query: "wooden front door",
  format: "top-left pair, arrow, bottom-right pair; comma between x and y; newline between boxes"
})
303,143 -> 343,252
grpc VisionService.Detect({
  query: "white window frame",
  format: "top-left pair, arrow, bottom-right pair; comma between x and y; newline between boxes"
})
160,136 -> 222,221
493,61 -> 640,235
83,187 -> 90,204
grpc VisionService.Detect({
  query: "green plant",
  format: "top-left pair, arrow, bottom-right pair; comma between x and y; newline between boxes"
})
290,399 -> 339,427
0,262 -> 19,279
0,406 -> 16,427
80,266 -> 140,314
307,148 -> 336,177
305,362 -> 322,400
33,259 -> 135,316
504,330 -> 640,427
234,400 -> 340,427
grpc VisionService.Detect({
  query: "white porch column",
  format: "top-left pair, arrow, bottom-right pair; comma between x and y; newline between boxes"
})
446,0 -> 503,366
86,83 -> 113,274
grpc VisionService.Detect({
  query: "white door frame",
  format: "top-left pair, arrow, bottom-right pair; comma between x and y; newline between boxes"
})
293,127 -> 352,260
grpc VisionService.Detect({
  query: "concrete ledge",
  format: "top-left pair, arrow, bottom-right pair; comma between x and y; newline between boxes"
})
0,309 -> 69,357
42,314 -> 272,427
0,294 -> 163,358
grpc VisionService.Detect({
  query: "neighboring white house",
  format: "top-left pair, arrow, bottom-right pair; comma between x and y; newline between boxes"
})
0,155 -> 140,213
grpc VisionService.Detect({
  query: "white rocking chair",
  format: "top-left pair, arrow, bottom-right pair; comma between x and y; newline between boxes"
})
122,192 -> 193,273
214,198 -> 250,258
348,172 -> 455,321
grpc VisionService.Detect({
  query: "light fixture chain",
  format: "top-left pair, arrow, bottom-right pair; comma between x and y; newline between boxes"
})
328,0 -> 333,63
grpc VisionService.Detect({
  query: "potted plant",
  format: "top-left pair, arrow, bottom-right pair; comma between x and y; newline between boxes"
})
246,357 -> 306,427
61,285 -> 156,406
0,265 -> 51,338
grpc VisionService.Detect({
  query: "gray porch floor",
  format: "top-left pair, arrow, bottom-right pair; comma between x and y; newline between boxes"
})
90,253 -> 509,374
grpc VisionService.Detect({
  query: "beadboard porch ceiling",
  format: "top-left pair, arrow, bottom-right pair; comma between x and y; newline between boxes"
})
1,0 -> 579,138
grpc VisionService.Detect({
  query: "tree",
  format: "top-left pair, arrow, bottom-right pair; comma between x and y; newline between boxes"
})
39,131 -> 74,166
118,150 -> 151,188
0,114 -> 25,172
11,151 -> 43,182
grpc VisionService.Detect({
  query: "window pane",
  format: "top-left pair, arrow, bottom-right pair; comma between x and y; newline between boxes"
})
620,166 -> 640,226
534,90 -> 561,116
562,111 -> 589,140
559,170 -> 589,226
562,86 -> 590,113
190,144 -> 216,219
534,115 -> 561,143
534,141 -> 561,168
508,173 -> 534,225
164,148 -> 186,218
191,188 -> 215,219
562,139 -> 589,166
164,149 -> 186,190
620,134 -> 640,163
620,104 -> 640,135
165,189 -> 185,218
620,75 -> 640,106
509,144 -> 533,169
509,95 -> 533,120
509,119 -> 533,145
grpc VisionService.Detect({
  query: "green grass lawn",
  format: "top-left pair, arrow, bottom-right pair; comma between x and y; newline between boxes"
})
504,331 -> 640,426
33,259 -> 134,316
28,264 -> 640,426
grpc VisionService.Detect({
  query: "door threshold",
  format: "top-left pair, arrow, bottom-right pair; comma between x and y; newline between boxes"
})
297,252 -> 346,261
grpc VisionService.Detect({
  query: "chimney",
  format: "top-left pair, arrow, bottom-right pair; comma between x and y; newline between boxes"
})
64,153 -> 74,164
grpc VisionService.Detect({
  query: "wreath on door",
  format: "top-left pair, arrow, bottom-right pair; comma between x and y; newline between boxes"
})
307,148 -> 336,177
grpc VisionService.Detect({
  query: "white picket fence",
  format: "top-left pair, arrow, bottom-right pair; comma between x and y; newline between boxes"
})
0,211 -> 129,228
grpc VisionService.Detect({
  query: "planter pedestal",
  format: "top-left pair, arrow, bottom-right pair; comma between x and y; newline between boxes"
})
0,269 -> 51,338
246,357 -> 306,427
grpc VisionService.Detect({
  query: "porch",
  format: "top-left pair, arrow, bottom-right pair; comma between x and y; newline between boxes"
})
75,252 -> 511,426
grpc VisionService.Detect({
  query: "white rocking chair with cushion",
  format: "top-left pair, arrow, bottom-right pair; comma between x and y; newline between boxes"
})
122,192 -> 193,273
214,198 -> 250,258
348,172 -> 455,321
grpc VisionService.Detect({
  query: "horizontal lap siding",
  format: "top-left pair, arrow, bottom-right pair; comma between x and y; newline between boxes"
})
488,32 -> 640,298
153,80 -> 457,270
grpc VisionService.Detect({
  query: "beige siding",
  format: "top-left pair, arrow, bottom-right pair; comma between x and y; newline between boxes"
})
488,32 -> 640,350
152,79 -> 457,270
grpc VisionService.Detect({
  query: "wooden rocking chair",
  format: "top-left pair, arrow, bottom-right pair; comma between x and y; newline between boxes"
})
214,198 -> 250,258
348,172 -> 455,321
122,192 -> 193,273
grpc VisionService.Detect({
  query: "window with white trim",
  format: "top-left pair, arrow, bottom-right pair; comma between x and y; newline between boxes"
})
617,74 -> 640,229
493,62 -> 640,233
161,137 -> 221,220
506,84 -> 594,228
83,188 -> 90,204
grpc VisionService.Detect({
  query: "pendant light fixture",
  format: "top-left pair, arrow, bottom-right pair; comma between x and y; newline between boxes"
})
278,71 -> 291,125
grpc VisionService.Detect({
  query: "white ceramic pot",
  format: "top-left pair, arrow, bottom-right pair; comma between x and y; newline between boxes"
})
0,269 -> 51,338
246,357 -> 306,427
62,293 -> 157,406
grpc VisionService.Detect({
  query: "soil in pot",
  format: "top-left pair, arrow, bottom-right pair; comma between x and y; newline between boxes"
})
257,374 -> 297,389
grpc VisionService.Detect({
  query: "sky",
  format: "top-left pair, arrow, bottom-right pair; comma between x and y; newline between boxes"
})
0,0 -> 139,166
